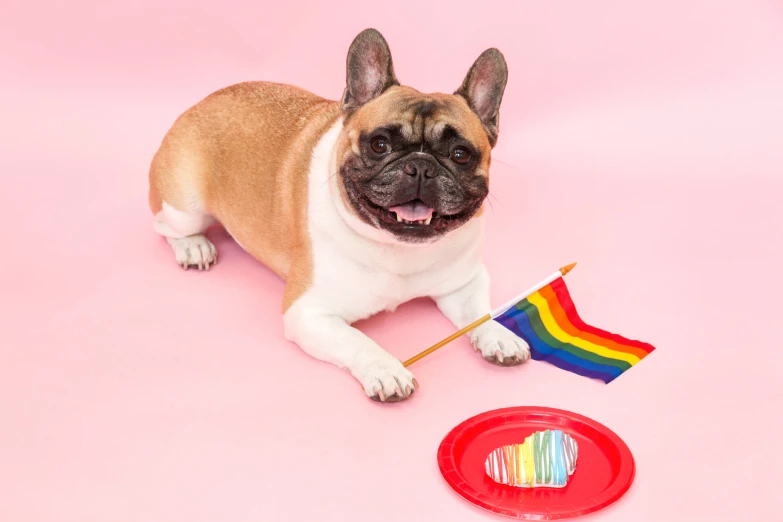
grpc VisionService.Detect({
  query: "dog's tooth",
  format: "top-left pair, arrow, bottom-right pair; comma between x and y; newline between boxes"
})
424,215 -> 433,225
396,213 -> 403,223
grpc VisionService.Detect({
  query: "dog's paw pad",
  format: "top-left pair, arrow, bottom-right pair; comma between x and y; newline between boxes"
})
167,235 -> 218,270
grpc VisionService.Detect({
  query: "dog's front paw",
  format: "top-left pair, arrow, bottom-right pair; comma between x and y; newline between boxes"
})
472,320 -> 531,367
352,354 -> 418,402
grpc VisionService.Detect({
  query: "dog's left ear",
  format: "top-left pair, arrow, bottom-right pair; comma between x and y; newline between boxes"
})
455,48 -> 508,147
341,28 -> 400,117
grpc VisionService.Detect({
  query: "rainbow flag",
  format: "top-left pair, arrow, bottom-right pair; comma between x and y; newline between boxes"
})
494,277 -> 655,383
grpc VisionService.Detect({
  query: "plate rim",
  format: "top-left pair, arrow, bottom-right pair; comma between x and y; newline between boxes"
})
437,406 -> 636,520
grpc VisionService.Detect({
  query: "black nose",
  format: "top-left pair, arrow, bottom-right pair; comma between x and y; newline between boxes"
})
402,154 -> 438,178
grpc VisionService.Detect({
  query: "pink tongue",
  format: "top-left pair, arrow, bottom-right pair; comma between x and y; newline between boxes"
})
390,201 -> 434,221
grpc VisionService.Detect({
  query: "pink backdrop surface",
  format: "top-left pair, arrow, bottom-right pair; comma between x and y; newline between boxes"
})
1,1 -> 781,521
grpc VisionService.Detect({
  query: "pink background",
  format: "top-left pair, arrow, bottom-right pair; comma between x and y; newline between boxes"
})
1,1 -> 781,520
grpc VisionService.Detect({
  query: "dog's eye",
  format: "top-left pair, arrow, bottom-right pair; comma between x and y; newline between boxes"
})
370,137 -> 391,154
451,147 -> 472,164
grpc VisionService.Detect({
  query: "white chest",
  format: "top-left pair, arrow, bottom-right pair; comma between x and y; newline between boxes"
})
308,233 -> 482,321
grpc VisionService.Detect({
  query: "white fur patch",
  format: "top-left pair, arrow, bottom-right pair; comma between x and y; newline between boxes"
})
154,202 -> 215,239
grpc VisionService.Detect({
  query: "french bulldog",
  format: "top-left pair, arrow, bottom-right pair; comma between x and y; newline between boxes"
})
148,28 -> 530,401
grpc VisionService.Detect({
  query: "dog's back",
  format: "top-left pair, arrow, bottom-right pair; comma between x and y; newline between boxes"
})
148,81 -> 340,277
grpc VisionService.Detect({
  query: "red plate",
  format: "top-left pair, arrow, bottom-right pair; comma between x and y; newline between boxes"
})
437,407 -> 635,520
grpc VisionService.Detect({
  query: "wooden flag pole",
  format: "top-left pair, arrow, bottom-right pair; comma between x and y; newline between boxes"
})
402,263 -> 577,368
402,314 -> 493,367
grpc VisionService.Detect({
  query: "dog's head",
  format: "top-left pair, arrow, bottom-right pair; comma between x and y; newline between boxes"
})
335,29 -> 508,244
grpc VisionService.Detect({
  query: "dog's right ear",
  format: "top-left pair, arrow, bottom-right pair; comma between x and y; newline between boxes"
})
341,29 -> 399,117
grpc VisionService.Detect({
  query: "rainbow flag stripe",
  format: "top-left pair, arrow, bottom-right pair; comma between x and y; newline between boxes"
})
495,277 -> 655,383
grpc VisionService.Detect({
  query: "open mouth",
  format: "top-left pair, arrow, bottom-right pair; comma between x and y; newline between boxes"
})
343,177 -> 480,235
390,200 -> 435,225
359,196 -> 469,231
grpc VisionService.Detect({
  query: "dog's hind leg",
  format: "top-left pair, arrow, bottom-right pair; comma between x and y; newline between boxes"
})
153,202 -> 218,270
148,130 -> 219,271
